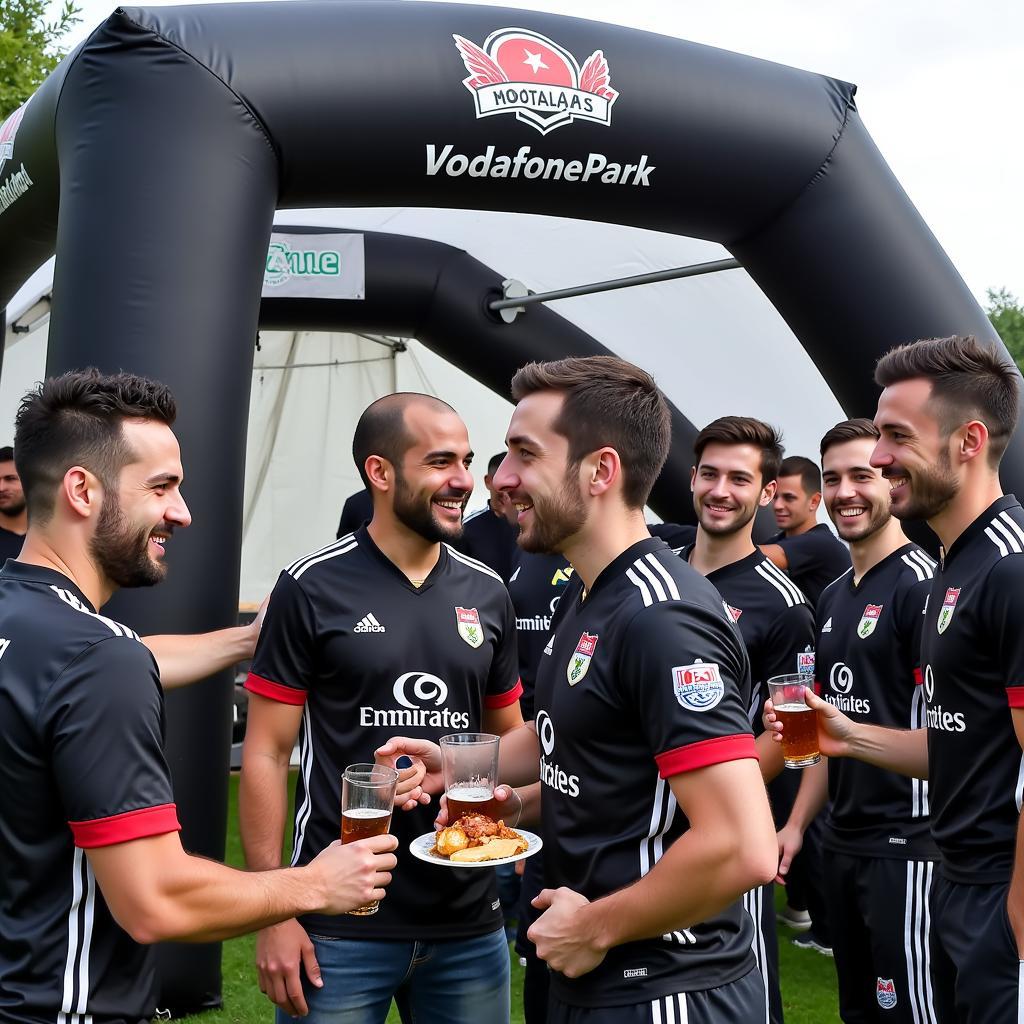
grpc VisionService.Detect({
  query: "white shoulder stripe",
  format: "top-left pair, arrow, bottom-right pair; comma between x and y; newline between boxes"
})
644,552 -> 682,600
287,534 -> 356,576
626,567 -> 654,607
50,586 -> 141,640
633,558 -> 669,603
992,517 -> 1023,555
902,553 -> 927,583
290,541 -> 358,580
446,545 -> 503,582
999,511 -> 1024,549
756,559 -> 806,607
908,548 -> 936,577
820,566 -> 854,598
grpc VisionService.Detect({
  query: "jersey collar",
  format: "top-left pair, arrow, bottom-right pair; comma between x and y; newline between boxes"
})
0,560 -> 97,611
355,524 -> 447,594
587,536 -> 669,597
846,542 -> 918,592
939,494 -> 1020,569
688,547 -> 764,583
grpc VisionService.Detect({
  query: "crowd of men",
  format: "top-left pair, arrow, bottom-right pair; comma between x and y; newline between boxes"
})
0,333 -> 1021,1024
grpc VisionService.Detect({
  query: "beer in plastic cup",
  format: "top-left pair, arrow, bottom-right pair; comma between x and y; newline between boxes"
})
341,763 -> 398,915
440,733 -> 500,821
767,674 -> 820,768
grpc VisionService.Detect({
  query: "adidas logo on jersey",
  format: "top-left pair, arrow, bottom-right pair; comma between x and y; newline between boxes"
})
354,613 -> 386,633
822,617 -> 833,633
543,637 -> 554,656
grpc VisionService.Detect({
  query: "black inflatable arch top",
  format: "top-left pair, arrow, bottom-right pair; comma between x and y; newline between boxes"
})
0,1 -> 1014,1013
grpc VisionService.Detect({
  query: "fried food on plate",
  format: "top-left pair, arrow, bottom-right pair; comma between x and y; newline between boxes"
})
433,813 -> 528,862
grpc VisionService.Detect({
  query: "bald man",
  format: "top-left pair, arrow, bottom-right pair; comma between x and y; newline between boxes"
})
240,393 -> 524,1024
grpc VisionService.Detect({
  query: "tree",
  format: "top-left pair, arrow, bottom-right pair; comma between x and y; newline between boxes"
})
987,288 -> 1024,372
0,0 -> 80,118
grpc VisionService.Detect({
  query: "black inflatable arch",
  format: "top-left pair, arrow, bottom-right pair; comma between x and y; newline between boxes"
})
0,1 -> 1014,1012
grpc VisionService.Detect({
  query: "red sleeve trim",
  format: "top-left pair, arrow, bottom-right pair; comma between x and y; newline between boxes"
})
69,803 -> 181,848
485,679 -> 524,709
914,668 -> 924,685
655,733 -> 758,778
244,672 -> 307,705
1007,687 -> 1024,708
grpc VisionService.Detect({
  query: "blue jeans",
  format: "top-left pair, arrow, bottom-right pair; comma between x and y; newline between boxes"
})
276,926 -> 510,1024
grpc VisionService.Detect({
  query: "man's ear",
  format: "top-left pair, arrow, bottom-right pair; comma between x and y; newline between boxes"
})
61,466 -> 102,520
365,456 -> 392,493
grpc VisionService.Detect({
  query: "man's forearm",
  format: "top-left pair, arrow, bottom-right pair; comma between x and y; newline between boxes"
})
756,731 -> 785,783
144,625 -> 256,690
785,759 -> 828,831
239,749 -> 293,870
847,722 -> 929,779
498,722 -> 541,787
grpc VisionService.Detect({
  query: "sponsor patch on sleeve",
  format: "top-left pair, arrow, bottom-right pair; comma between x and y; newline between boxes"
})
672,661 -> 724,712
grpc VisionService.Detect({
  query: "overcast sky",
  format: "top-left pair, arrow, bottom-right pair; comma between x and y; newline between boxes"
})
52,0 -> 1023,307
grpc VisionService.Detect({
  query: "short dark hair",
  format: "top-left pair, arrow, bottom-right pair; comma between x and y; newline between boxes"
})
486,452 -> 505,477
14,369 -> 177,525
875,335 -> 1019,466
693,416 -> 783,487
352,393 -> 457,487
819,418 -> 880,459
778,455 -> 821,495
0,446 -> 13,463
510,356 -> 670,509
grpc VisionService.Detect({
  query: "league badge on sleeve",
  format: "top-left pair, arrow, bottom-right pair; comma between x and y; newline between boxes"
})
567,633 -> 598,685
857,604 -> 883,639
455,607 -> 484,648
672,661 -> 724,712
936,588 -> 960,635
797,646 -> 815,675
876,978 -> 897,1010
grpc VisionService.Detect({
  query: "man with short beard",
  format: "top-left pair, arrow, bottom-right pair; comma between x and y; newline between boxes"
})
0,370 -> 401,1024
768,335 -> 1024,1021
241,392 -> 524,1024
773,418 -> 939,1023
679,416 -> 816,1024
0,445 -> 27,561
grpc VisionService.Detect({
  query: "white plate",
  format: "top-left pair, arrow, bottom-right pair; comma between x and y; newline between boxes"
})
409,829 -> 543,869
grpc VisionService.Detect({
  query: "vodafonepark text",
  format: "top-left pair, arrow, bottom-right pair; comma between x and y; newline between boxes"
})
426,144 -> 655,187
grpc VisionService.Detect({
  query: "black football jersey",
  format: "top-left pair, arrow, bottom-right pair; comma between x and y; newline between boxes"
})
770,524 -> 851,607
813,544 -> 938,860
0,528 -> 24,563
534,537 -> 758,1007
246,526 -> 521,939
679,546 -> 815,732
0,562 -> 179,1024
507,548 -> 574,720
454,503 -> 517,583
920,496 -> 1024,884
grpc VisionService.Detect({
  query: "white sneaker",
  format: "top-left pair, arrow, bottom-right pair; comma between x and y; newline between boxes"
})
776,906 -> 812,932
792,935 -> 834,957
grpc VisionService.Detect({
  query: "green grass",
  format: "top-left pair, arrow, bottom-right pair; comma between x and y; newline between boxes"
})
181,776 -> 838,1023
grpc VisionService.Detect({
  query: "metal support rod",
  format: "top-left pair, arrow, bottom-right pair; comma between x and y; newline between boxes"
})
488,258 -> 742,313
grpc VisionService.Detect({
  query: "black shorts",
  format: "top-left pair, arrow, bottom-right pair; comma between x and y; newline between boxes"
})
742,882 -> 782,1024
824,850 -> 939,1023
546,968 -> 764,1024
930,874 -> 1021,1023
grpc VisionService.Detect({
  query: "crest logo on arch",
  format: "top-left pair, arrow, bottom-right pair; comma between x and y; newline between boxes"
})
453,29 -> 618,134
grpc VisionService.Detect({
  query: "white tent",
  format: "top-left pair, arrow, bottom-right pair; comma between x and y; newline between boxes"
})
2,208 -> 845,602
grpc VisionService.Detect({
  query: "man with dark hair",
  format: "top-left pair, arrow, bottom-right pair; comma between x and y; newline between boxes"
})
0,369 -> 399,1024
456,450 -> 518,581
769,335 -> 1024,1020
680,415 -> 816,1024
761,454 -> 851,607
0,444 -> 26,562
382,356 -> 779,1023
774,418 -> 939,1023
242,392 -> 523,1023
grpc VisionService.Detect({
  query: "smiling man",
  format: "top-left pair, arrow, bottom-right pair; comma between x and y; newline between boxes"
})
241,392 -> 524,1024
774,418 -> 939,1023
769,335 -> 1024,1021
0,370 -> 399,1024
453,357 -> 777,1023
679,416 -> 815,1024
